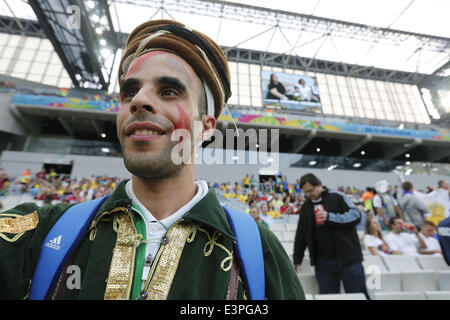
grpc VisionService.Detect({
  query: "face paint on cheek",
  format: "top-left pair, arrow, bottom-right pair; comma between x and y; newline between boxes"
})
174,104 -> 192,132
126,51 -> 165,80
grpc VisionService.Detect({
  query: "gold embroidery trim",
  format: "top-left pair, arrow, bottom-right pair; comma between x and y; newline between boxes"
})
104,211 -> 138,300
0,211 -> 39,234
187,225 -> 233,272
145,221 -> 192,300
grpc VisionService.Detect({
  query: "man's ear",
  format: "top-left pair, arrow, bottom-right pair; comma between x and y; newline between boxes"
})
201,114 -> 216,141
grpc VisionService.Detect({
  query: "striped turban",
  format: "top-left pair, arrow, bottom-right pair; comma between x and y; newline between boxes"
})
119,19 -> 231,119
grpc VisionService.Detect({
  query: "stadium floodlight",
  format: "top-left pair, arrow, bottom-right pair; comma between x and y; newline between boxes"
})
86,1 -> 96,9
353,163 -> 362,168
101,148 -> 110,153
360,150 -> 365,155
405,161 -> 411,165
405,153 -> 411,158
316,148 -> 320,152
101,133 -> 107,138
100,39 -> 107,46
95,27 -> 103,35
91,14 -> 100,23
308,161 -> 317,166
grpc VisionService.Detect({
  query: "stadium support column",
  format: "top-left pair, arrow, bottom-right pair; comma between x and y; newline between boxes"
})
382,137 -> 422,160
291,129 -> 317,154
424,146 -> 450,162
340,134 -> 372,157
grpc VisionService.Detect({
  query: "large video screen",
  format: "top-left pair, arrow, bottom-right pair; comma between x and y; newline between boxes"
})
261,70 -> 322,113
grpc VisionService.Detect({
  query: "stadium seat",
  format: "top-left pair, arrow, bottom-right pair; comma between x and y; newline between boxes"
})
272,231 -> 285,242
381,255 -> 422,272
282,242 -> 294,257
298,274 -> 319,295
284,231 -> 296,242
305,294 -> 314,300
437,271 -> 450,291
416,255 -> 450,271
269,224 -> 286,232
314,293 -> 367,300
424,291 -> 450,300
366,272 -> 402,294
362,255 -> 389,273
401,271 -> 437,292
373,292 -> 426,300
286,224 -> 297,232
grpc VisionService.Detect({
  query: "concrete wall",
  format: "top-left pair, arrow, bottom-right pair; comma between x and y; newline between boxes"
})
0,93 -> 28,136
1,150 -> 447,191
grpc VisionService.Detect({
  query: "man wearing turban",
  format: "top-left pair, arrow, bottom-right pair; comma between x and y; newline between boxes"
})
0,20 -> 304,300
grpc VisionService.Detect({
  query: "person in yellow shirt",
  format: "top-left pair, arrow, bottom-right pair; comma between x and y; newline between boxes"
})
243,175 -> 250,189
223,188 -> 234,199
238,190 -> 248,204
267,202 -> 282,219
233,182 -> 241,195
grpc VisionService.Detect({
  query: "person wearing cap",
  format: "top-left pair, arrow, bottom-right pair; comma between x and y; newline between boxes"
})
0,20 -> 304,300
372,180 -> 403,230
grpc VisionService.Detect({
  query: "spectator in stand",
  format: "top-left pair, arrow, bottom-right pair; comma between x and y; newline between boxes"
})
249,205 -> 269,229
281,176 -> 289,193
237,189 -> 248,204
362,187 -> 376,218
260,202 -> 275,225
243,174 -> 250,189
294,179 -> 301,194
0,169 -> 9,197
280,197 -> 294,215
267,202 -> 282,219
384,217 -> 427,256
418,221 -> 442,255
373,180 -> 402,230
293,173 -> 369,298
438,216 -> 450,265
310,77 -> 320,102
270,193 -> 283,209
298,79 -> 313,102
398,181 -> 430,230
363,217 -> 394,256
266,73 -> 288,100
250,174 -> 257,189
212,181 -> 220,189
233,181 -> 241,195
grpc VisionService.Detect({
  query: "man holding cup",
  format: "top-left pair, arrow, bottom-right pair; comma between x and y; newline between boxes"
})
293,173 -> 369,298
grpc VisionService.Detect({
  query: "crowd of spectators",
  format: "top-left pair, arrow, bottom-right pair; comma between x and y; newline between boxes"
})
0,168 -> 447,260
0,167 -> 118,206
0,80 -> 120,103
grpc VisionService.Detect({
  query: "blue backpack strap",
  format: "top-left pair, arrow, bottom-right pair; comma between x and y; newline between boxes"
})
29,195 -> 109,300
222,205 -> 265,300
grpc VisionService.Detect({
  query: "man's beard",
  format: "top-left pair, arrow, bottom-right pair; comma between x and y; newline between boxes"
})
122,138 -> 185,180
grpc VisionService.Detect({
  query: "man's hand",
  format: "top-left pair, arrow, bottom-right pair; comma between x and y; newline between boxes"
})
293,264 -> 301,273
315,208 -> 328,223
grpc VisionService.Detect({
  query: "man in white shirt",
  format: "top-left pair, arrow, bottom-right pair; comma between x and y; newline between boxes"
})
384,217 -> 427,256
373,180 -> 402,229
298,79 -> 313,101
418,220 -> 442,255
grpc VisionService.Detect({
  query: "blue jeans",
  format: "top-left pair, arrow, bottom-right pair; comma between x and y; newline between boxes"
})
315,258 -> 370,299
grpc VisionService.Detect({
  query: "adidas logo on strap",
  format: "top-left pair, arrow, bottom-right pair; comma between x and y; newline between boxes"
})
44,235 -> 62,250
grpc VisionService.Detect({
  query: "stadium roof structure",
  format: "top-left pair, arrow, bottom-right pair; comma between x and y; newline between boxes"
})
0,0 -> 449,92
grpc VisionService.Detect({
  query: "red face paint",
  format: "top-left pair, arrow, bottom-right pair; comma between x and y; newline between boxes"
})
126,51 -> 165,80
175,104 -> 192,132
